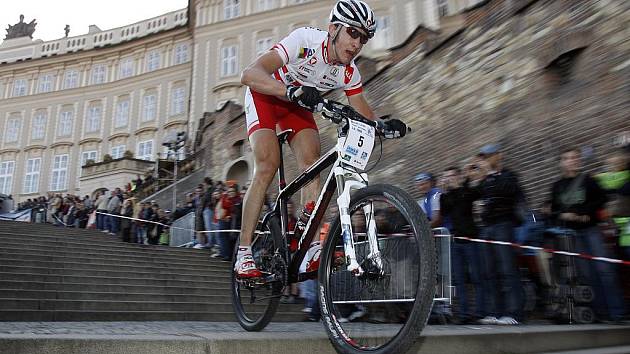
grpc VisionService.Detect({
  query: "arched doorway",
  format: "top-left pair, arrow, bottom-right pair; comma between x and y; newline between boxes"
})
225,160 -> 250,189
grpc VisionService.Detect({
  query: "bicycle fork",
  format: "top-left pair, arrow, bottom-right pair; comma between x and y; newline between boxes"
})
334,166 -> 383,276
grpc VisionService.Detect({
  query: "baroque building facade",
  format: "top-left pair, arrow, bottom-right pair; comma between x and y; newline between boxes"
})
0,0 -> 481,201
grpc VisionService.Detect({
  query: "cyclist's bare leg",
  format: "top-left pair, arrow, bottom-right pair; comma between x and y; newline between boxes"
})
239,129 -> 281,247
289,128 -> 321,205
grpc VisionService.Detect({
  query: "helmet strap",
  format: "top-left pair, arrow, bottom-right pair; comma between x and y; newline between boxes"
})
329,25 -> 344,65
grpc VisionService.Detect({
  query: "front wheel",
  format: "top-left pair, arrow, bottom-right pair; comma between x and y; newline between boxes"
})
318,184 -> 436,354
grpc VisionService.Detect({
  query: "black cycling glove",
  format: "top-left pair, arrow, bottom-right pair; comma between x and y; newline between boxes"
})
377,118 -> 408,139
286,85 -> 324,112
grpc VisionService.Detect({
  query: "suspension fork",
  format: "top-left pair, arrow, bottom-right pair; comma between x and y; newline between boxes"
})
333,166 -> 381,276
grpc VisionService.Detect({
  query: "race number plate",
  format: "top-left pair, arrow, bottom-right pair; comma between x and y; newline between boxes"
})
341,120 -> 375,170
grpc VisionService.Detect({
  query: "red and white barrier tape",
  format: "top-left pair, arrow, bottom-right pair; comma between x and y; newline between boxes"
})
451,235 -> 630,266
96,212 -> 629,265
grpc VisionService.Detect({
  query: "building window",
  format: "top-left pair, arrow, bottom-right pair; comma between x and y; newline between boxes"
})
0,161 -> 15,195
12,79 -> 27,97
111,145 -> 125,159
372,16 -> 392,50
220,45 -> 238,77
437,0 -> 449,17
119,57 -> 134,79
58,111 -> 73,137
63,70 -> 79,89
171,87 -> 185,116
32,111 -> 47,140
255,37 -> 274,57
174,43 -> 188,64
81,150 -> 98,167
142,94 -> 157,122
86,106 -> 102,133
146,50 -> 161,72
114,99 -> 130,128
38,74 -> 53,93
91,64 -> 107,84
50,154 -> 69,191
137,140 -> 154,161
257,0 -> 275,12
224,0 -> 240,20
5,118 -> 21,143
23,158 -> 41,194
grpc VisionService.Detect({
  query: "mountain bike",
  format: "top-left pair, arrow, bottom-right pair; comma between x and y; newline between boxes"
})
231,99 -> 436,354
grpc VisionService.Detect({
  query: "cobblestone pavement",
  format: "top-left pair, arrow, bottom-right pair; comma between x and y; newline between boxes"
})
1,321 -> 619,336
0,322 -> 327,335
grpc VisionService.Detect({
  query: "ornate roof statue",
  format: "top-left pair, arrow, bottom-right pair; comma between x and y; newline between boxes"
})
5,15 -> 37,40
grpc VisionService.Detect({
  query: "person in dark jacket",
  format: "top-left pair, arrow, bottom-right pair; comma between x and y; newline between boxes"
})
476,144 -> 524,325
119,198 -> 135,243
551,147 -> 625,322
441,165 -> 484,324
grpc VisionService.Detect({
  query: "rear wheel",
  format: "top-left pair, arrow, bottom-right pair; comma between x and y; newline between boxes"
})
318,184 -> 436,354
231,216 -> 285,331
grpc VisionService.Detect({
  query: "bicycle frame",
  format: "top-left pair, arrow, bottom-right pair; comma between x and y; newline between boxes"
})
260,128 -> 377,284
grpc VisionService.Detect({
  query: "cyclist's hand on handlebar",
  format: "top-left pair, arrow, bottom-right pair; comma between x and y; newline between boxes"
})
286,85 -> 324,112
377,118 -> 409,139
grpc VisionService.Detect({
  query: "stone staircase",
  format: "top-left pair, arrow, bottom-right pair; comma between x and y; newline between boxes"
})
0,220 -> 304,321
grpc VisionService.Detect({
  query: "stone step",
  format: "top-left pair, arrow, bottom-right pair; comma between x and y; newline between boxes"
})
0,289 -> 232,302
0,280 -> 230,295
0,309 -> 305,322
0,258 -> 229,276
0,251 -> 231,270
0,272 -> 230,287
0,265 -> 231,282
0,231 -> 215,258
0,242 -> 218,264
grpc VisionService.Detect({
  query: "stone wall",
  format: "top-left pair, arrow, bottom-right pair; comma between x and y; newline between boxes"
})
197,0 -> 630,207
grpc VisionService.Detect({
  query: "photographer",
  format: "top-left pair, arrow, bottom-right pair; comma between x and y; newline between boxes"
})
440,165 -> 483,324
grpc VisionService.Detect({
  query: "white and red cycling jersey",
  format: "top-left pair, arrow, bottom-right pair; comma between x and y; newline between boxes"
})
245,27 -> 363,141
271,26 -> 363,96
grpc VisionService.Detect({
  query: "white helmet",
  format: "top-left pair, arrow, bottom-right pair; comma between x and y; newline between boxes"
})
329,0 -> 376,39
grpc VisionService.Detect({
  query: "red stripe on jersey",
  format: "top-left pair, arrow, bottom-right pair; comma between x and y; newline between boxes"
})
273,43 -> 290,62
281,65 -> 288,74
273,71 -> 282,81
345,87 -> 363,96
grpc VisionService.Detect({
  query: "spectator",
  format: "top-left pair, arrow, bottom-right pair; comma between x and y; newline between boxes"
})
75,201 -> 89,228
596,149 -> 630,259
106,189 -> 122,236
216,185 -> 240,261
281,200 -> 300,304
83,195 -> 94,210
120,198 -> 135,243
136,202 -> 149,245
551,147 -> 625,323
193,185 -> 207,249
415,173 -> 443,228
440,165 -> 484,324
147,202 -> 161,245
476,144 -> 524,325
202,178 -> 219,256
94,191 -> 108,230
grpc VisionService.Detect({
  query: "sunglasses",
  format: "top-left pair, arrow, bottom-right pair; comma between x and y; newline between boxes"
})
343,25 -> 369,45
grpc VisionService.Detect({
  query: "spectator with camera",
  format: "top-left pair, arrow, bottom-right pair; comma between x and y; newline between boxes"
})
440,165 -> 484,324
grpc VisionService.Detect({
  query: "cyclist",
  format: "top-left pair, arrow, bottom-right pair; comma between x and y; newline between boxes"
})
236,0 -> 408,278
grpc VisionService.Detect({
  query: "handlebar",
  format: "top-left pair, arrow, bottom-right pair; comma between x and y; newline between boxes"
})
321,99 -> 411,136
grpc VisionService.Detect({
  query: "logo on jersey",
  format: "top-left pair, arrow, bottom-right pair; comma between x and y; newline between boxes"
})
298,65 -> 313,74
308,57 -> 318,66
319,81 -> 335,88
344,66 -> 354,85
330,67 -> 339,76
298,47 -> 316,59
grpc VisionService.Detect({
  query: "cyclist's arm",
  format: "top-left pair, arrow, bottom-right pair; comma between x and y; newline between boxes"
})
240,51 -> 287,99
347,93 -> 376,120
